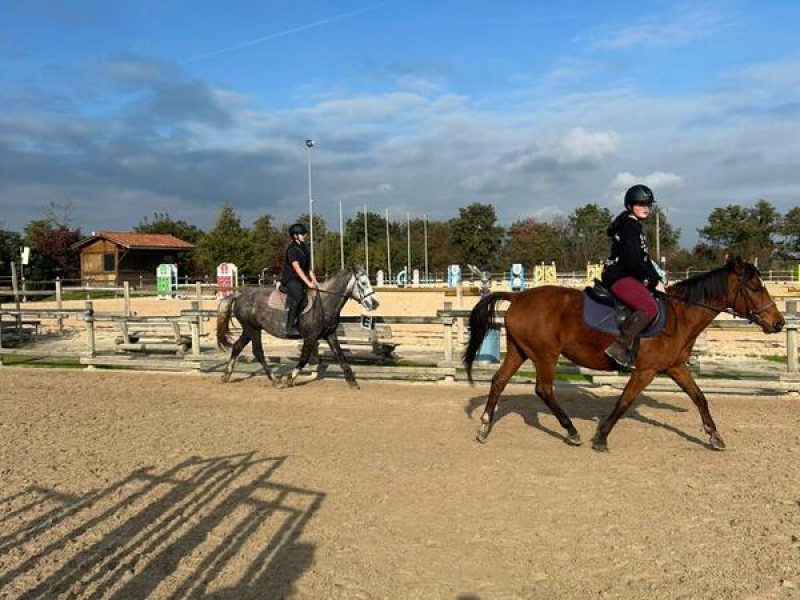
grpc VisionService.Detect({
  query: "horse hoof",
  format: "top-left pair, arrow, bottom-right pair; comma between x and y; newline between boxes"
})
566,433 -> 583,446
348,382 -> 360,390
592,439 -> 609,452
475,422 -> 492,443
709,431 -> 726,451
220,375 -> 230,384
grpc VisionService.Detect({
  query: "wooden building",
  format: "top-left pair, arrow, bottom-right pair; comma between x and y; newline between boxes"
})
72,231 -> 195,285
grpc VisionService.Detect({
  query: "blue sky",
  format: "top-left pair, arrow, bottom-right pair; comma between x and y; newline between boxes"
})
1,0 -> 799,246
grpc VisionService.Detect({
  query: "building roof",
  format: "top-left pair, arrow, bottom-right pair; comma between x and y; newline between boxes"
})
72,231 -> 195,251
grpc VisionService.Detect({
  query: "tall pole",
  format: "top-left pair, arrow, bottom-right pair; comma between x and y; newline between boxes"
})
364,204 -> 369,276
423,214 -> 429,284
655,209 -> 661,262
305,139 -> 315,271
406,212 -> 411,278
339,200 -> 345,270
385,208 -> 392,283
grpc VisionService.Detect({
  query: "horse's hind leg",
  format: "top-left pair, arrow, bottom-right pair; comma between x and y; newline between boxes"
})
221,332 -> 251,383
477,339 -> 525,443
532,353 -> 582,446
250,328 -> 277,386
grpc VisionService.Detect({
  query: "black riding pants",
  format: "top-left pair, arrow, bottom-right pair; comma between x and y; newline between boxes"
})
283,278 -> 306,309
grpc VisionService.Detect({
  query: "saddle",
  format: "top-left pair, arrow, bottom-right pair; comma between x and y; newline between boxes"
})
582,280 -> 666,338
266,287 -> 315,315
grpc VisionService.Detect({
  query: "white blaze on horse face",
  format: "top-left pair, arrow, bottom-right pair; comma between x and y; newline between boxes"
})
355,273 -> 379,310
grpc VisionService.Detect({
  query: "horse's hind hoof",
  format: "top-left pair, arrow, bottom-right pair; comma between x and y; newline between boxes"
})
592,439 -> 609,452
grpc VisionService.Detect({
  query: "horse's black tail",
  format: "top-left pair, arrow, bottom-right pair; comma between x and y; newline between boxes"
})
216,292 -> 240,350
462,292 -> 513,385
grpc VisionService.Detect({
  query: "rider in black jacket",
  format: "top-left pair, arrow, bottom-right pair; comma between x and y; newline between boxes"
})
601,184 -> 666,369
280,223 -> 318,335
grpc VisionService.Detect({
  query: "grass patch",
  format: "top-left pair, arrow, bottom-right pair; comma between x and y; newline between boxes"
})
1,355 -> 82,368
60,291 -> 121,301
762,354 -> 787,364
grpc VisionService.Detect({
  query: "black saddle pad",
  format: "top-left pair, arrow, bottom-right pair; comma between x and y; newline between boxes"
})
582,291 -> 667,338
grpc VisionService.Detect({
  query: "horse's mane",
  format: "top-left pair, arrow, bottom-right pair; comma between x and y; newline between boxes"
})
319,265 -> 358,292
670,260 -> 757,304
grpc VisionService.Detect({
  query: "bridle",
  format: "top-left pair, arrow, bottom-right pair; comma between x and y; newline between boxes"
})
667,269 -> 776,327
310,270 -> 377,304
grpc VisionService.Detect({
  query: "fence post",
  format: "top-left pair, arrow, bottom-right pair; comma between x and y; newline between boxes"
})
10,262 -> 21,331
786,300 -> 798,373
442,301 -> 453,365
0,304 -> 4,365
84,300 -> 95,357
195,282 -> 204,336
56,277 -> 63,333
123,281 -> 131,317
190,300 -> 201,357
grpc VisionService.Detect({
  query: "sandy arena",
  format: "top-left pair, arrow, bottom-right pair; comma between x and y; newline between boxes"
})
1,367 -> 799,599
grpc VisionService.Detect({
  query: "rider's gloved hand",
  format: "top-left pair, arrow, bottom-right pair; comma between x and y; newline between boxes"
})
655,281 -> 667,294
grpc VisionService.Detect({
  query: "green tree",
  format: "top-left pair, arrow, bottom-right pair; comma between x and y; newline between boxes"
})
194,204 -> 252,277
641,205 -> 681,262
245,214 -> 283,280
501,218 -> 564,268
698,200 -> 779,266
135,212 -> 204,277
567,203 -> 613,268
449,203 -> 505,271
778,206 -> 800,258
23,219 -> 81,283
0,229 -> 23,277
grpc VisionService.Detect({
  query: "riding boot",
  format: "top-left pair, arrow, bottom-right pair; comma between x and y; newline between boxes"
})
604,310 -> 652,371
286,300 -> 300,337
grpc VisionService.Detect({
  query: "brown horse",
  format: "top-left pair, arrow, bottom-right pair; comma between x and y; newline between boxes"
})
463,258 -> 785,451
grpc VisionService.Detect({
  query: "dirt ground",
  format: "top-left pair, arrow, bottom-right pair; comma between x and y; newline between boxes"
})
1,367 -> 799,599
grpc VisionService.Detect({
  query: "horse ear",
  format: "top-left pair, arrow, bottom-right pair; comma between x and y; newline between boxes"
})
733,255 -> 746,274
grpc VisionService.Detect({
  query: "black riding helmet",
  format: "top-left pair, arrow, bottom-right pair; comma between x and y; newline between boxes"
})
288,223 -> 309,236
624,184 -> 655,209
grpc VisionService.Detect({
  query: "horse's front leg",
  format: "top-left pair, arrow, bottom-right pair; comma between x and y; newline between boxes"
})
666,363 -> 725,450
284,339 -> 318,388
593,368 -> 656,452
325,332 -> 359,389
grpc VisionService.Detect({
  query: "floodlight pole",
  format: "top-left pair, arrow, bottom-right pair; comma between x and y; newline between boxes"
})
364,204 -> 369,276
385,209 -> 391,283
339,200 -> 345,270
423,214 -> 429,284
305,139 -> 315,271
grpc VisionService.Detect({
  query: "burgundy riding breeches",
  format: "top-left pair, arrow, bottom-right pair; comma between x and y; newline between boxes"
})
609,277 -> 658,321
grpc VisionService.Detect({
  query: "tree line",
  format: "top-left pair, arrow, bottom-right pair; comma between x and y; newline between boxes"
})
1,199 -> 799,283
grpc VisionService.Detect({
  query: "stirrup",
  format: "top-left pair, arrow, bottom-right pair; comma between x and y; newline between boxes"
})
604,346 -> 636,371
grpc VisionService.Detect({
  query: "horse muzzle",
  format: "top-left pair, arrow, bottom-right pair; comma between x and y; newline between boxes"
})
362,297 -> 379,311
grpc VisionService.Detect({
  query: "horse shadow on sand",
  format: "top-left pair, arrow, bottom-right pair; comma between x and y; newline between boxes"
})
0,452 -> 323,599
465,384 -> 709,448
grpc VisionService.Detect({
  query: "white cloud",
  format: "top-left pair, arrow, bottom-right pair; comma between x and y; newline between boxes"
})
585,4 -> 734,51
610,171 -> 684,193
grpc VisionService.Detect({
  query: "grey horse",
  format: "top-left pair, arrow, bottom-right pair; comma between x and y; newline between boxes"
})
216,265 -> 379,388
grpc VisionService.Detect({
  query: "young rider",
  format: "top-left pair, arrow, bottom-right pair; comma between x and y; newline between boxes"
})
280,223 -> 318,335
601,184 -> 666,369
